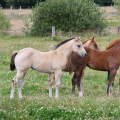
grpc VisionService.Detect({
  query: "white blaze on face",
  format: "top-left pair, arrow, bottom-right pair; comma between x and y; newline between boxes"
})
83,40 -> 91,47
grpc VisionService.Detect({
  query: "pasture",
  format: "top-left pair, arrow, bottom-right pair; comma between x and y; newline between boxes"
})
1,7 -> 120,119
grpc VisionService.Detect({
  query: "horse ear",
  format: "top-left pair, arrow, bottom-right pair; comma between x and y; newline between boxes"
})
74,36 -> 81,42
92,36 -> 94,41
78,36 -> 81,40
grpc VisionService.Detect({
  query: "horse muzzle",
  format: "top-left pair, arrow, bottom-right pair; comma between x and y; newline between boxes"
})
81,52 -> 87,58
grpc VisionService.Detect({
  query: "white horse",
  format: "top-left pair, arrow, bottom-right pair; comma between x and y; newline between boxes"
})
10,36 -> 87,99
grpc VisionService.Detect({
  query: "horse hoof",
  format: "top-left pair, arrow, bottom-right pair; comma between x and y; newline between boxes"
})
55,96 -> 59,98
79,92 -> 83,97
10,96 -> 14,100
49,95 -> 53,97
19,96 -> 23,99
72,94 -> 75,97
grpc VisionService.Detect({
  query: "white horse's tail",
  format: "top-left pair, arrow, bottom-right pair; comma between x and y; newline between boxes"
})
10,51 -> 18,71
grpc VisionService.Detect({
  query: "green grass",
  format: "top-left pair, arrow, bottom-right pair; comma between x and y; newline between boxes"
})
1,34 -> 120,119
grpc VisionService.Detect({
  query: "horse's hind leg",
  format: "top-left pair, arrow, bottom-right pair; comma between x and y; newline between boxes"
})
48,74 -> 55,97
10,75 -> 17,99
55,70 -> 62,98
10,71 -> 26,99
17,73 -> 26,98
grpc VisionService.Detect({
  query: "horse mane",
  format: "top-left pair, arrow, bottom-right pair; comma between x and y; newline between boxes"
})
106,38 -> 120,50
53,37 -> 75,50
82,38 -> 94,44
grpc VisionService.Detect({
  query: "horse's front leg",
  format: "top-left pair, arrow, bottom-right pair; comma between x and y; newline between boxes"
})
77,70 -> 84,97
80,69 -> 85,95
117,78 -> 120,94
72,71 -> 81,97
106,69 -> 117,96
55,70 -> 62,98
48,74 -> 55,97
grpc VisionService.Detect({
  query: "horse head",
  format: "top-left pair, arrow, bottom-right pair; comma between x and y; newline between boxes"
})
83,37 -> 100,50
72,36 -> 87,58
67,37 -> 100,74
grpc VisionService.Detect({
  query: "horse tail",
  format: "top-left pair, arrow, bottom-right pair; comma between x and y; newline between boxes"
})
67,56 -> 73,74
10,51 -> 18,71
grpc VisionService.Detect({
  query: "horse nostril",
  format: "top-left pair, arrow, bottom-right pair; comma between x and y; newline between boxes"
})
83,53 -> 87,57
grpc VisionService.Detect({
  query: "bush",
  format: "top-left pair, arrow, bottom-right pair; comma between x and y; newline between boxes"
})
28,0 -> 107,36
0,10 -> 11,33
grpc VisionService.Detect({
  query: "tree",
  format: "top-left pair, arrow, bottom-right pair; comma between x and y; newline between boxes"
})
0,10 -> 11,32
0,0 -> 6,8
28,0 -> 107,36
94,0 -> 114,6
113,0 -> 120,16
4,0 -> 45,8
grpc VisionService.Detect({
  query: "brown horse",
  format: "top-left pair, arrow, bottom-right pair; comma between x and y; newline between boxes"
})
48,37 -> 100,97
70,38 -> 120,97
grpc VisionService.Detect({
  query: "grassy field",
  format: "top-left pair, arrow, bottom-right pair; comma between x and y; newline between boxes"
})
1,7 -> 120,120
1,34 -> 120,119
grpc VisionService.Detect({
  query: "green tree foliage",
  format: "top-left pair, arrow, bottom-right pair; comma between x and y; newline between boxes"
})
0,10 -> 11,32
94,0 -> 114,6
0,0 -> 45,8
29,0 -> 107,36
113,0 -> 120,9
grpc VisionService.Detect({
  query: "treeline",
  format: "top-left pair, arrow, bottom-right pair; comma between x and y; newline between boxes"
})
0,0 -> 114,8
94,0 -> 114,6
0,0 -> 45,8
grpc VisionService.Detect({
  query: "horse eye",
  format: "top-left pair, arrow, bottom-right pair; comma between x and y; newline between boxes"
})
77,45 -> 80,48
94,44 -> 97,48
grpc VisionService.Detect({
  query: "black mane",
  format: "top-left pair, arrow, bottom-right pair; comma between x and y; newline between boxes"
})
53,37 -> 75,50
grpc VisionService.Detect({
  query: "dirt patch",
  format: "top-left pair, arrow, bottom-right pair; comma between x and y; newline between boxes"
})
3,9 -> 32,15
3,9 -> 32,35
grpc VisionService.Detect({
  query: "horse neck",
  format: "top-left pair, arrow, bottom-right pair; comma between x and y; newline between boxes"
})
55,40 -> 73,60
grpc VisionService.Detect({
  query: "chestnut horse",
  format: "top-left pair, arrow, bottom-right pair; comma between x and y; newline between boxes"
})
70,38 -> 120,97
48,37 -> 100,97
10,37 -> 87,99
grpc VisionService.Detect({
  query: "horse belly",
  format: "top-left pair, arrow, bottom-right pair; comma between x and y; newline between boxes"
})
32,60 -> 54,73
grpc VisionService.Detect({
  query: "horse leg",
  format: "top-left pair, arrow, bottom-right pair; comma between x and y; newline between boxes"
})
117,78 -> 120,94
77,70 -> 83,97
80,69 -> 85,95
17,73 -> 26,99
72,71 -> 81,97
55,70 -> 62,98
48,74 -> 55,97
10,71 -> 26,99
10,75 -> 17,99
106,69 -> 117,96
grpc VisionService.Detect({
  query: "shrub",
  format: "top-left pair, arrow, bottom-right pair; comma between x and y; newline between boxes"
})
0,10 -> 11,33
28,0 -> 107,36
